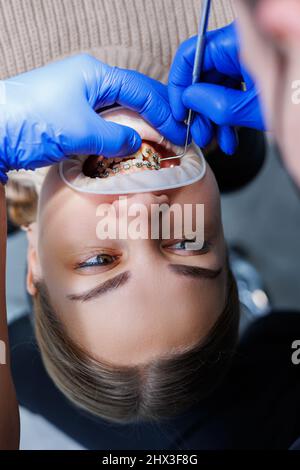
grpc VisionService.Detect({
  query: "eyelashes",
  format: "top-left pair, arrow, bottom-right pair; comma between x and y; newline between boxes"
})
77,253 -> 118,269
76,239 -> 209,271
167,239 -> 209,252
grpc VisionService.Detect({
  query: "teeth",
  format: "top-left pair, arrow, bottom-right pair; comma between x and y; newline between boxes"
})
99,170 -> 110,178
97,157 -> 110,169
122,162 -> 131,170
84,142 -> 162,179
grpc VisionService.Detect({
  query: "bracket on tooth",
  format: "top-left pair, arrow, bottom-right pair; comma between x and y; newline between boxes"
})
84,144 -> 163,180
152,153 -> 161,170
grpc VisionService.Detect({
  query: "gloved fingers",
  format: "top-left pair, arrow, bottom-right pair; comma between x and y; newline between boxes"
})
240,63 -> 257,90
190,116 -> 238,156
205,24 -> 243,79
190,114 -> 214,148
169,70 -> 239,125
216,125 -> 239,155
102,68 -> 187,146
182,83 -> 260,129
140,74 -> 170,101
62,106 -> 142,157
168,22 -> 244,122
168,81 -> 189,123
202,69 -> 228,86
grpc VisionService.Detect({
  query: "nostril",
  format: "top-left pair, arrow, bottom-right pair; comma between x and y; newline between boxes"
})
154,194 -> 169,204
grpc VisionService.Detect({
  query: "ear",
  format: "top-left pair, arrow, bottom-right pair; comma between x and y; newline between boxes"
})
25,223 -> 42,296
257,0 -> 300,42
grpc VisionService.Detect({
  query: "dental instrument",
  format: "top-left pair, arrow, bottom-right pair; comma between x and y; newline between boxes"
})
159,0 -> 212,165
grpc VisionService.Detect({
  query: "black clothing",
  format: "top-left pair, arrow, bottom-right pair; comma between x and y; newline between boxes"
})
9,311 -> 300,449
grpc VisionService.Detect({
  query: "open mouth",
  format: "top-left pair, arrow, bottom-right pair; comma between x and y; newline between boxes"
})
82,141 -> 181,179
58,107 -> 206,195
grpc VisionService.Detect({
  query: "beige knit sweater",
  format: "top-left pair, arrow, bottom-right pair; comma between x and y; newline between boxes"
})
0,0 -> 236,83
2,0 -> 236,192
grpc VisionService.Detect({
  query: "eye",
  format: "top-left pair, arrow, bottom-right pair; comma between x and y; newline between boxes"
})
77,254 -> 118,269
164,239 -> 209,254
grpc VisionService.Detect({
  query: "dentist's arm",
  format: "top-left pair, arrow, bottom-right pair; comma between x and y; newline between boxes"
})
0,53 -> 187,184
0,185 -> 19,449
168,22 -> 265,155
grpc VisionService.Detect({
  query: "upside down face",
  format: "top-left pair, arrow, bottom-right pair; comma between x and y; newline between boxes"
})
26,109 -> 227,367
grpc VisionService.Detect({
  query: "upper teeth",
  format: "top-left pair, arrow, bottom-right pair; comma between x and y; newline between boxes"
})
84,143 -> 163,179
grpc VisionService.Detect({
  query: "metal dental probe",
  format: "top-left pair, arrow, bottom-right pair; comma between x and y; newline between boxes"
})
159,0 -> 212,164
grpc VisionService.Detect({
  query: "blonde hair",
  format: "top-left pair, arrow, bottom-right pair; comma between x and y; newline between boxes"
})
33,271 -> 239,423
5,168 -> 47,227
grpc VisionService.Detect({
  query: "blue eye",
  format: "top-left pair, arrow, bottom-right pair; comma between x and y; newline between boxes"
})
79,254 -> 116,268
169,240 -> 208,252
172,241 -> 190,250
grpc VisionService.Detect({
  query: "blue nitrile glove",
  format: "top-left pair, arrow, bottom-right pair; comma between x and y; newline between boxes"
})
0,53 -> 187,184
168,22 -> 265,155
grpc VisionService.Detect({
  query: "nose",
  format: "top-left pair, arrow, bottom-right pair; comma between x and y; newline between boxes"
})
112,192 -> 170,214
127,192 -> 169,208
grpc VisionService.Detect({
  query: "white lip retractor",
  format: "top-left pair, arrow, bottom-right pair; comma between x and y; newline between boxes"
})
59,108 -> 206,195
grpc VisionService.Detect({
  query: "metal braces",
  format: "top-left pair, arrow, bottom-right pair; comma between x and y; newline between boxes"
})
96,152 -> 161,178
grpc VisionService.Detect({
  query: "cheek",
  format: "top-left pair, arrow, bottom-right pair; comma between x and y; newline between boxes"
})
236,5 -> 278,127
279,57 -> 300,187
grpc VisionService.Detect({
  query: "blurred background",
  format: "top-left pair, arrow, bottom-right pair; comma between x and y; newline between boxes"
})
6,140 -> 300,449
222,140 -> 300,311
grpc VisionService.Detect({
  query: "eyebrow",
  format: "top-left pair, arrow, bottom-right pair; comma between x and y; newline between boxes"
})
67,271 -> 131,303
67,265 -> 222,303
168,264 -> 222,279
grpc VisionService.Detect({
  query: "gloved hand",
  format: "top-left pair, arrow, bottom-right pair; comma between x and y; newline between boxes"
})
168,22 -> 265,155
0,54 -> 186,184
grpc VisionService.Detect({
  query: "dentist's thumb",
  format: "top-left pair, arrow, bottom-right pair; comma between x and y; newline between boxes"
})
62,105 -> 142,157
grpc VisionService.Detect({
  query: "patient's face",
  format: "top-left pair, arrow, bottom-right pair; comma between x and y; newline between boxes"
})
27,155 -> 227,368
